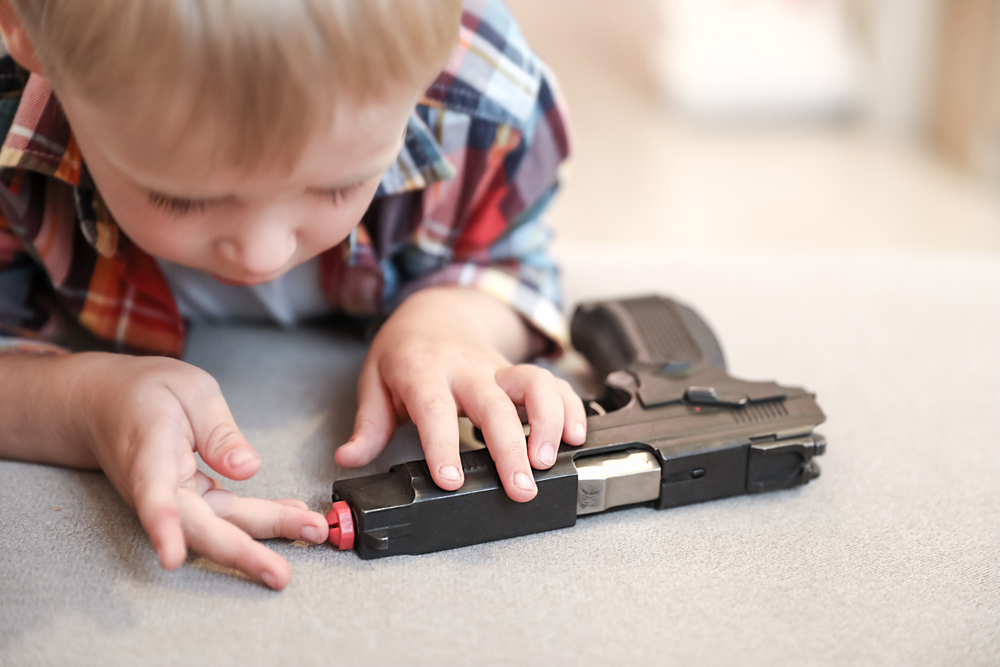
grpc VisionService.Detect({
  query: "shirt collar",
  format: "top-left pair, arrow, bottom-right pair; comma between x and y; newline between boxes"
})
376,108 -> 456,198
0,72 -> 82,186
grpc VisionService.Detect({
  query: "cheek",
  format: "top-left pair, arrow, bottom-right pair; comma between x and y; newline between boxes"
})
297,206 -> 359,256
297,186 -> 381,257
118,211 -> 205,263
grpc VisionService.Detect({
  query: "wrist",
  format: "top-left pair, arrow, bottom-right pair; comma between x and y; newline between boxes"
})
0,352 -> 107,468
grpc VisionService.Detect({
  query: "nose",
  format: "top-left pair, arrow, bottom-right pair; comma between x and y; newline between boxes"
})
215,221 -> 297,278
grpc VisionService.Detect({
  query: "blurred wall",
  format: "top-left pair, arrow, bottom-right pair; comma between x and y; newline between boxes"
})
513,0 -> 998,184
505,0 -> 1000,251
852,0 -> 944,139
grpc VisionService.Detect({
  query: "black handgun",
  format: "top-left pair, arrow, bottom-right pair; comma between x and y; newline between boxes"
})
327,295 -> 826,558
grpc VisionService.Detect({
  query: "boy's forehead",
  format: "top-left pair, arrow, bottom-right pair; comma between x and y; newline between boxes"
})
67,87 -> 416,197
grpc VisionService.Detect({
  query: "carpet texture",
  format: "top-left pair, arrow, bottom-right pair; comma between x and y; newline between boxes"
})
1,247 -> 998,666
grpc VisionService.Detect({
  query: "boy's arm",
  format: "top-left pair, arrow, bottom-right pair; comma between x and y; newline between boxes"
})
336,66 -> 587,502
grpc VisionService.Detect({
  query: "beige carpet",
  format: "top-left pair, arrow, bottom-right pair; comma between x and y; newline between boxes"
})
2,246 -> 999,666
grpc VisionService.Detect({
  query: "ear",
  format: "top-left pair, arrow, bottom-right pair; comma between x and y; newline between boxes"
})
0,0 -> 45,74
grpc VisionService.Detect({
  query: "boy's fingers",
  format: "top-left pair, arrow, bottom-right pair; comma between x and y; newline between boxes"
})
130,430 -> 186,570
174,378 -> 260,481
496,366 -> 564,470
336,365 -> 397,468
190,470 -> 220,496
272,498 -> 310,511
202,489 -> 329,544
458,377 -> 535,503
393,373 -> 463,491
557,378 -> 588,446
177,488 -> 291,589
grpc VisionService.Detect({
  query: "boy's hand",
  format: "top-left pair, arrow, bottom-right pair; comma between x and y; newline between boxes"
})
335,287 -> 587,503
70,354 -> 328,589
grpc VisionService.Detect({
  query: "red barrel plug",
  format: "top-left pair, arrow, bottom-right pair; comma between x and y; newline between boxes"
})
326,501 -> 355,550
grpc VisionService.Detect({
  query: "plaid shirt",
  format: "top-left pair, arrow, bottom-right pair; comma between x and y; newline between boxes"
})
0,0 -> 571,358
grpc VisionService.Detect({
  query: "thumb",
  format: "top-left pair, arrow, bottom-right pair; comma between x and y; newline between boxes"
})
336,365 -> 396,468
200,420 -> 260,481
175,374 -> 260,480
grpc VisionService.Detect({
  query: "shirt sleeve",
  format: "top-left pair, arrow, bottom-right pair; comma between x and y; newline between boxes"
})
388,68 -> 573,358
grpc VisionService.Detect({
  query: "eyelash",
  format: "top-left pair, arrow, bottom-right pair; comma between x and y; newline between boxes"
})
147,180 -> 366,216
317,182 -> 364,206
148,192 -> 206,216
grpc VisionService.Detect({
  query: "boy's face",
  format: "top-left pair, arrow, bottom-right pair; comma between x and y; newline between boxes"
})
59,87 -> 418,286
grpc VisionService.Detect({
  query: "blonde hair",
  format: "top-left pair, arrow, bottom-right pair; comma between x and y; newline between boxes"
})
9,0 -> 463,168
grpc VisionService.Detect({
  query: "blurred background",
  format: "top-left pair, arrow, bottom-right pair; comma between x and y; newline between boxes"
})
506,0 -> 1000,251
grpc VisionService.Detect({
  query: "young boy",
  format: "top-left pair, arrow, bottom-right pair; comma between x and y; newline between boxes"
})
0,0 -> 586,589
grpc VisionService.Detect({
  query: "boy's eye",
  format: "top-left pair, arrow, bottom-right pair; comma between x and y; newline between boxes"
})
148,192 -> 207,216
315,181 -> 365,206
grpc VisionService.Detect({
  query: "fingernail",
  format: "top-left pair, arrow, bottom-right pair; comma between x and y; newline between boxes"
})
261,571 -> 279,589
227,448 -> 259,469
539,442 -> 556,465
573,423 -> 586,439
514,471 -> 535,491
439,464 -> 461,481
301,526 -> 321,543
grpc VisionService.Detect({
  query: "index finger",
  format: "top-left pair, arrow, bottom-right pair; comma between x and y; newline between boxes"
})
177,488 -> 291,589
392,372 -> 464,492
202,487 -> 329,545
